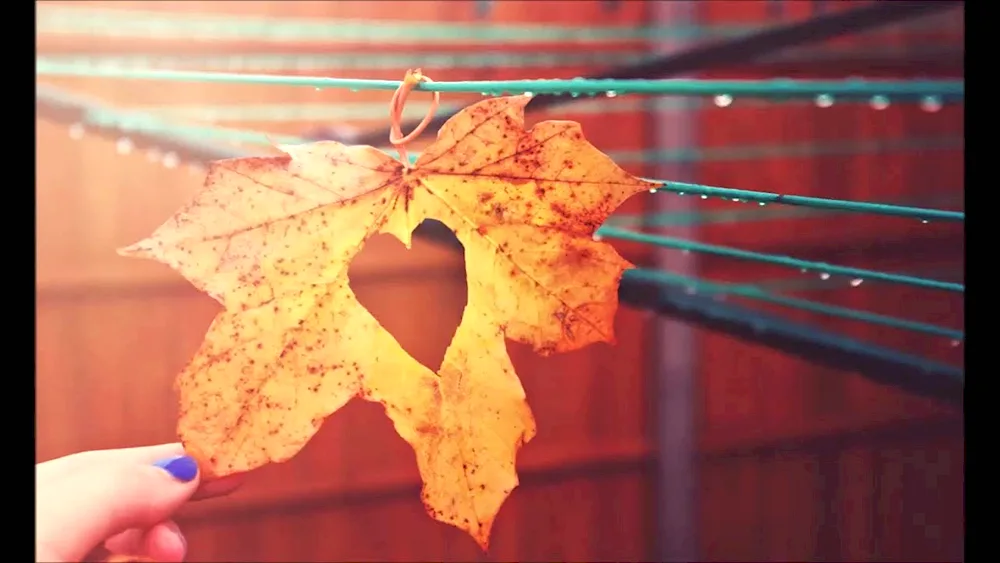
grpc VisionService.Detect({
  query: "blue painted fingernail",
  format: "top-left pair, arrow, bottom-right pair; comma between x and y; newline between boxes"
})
153,455 -> 199,482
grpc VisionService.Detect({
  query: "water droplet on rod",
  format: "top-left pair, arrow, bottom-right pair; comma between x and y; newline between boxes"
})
523,91 -> 534,98
700,195 -> 709,200
606,90 -> 618,98
592,234 -> 603,242
714,94 -> 733,108
758,202 -> 767,206
815,94 -> 834,108
162,152 -> 179,169
649,188 -> 658,194
819,272 -> 831,280
850,278 -> 864,287
950,339 -> 961,347
870,95 -> 890,110
116,138 -> 133,155
920,96 -> 943,113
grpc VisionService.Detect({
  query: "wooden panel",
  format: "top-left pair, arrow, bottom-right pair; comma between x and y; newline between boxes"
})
693,3 -> 964,561
38,0 -> 650,52
176,464 -> 654,562
700,425 -> 963,562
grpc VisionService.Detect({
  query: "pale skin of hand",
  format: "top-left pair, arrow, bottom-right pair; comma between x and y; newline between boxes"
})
36,443 -> 242,562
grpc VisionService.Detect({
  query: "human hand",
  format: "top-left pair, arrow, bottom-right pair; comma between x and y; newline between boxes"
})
36,443 -> 242,562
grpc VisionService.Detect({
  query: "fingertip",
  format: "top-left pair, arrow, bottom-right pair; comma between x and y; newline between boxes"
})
152,455 -> 199,483
143,521 -> 187,563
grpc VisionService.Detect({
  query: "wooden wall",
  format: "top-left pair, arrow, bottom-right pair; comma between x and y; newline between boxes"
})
694,2 -> 964,562
36,1 -> 659,561
36,1 -> 964,561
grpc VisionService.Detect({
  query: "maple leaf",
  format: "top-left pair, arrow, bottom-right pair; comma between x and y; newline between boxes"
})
120,94 -> 657,550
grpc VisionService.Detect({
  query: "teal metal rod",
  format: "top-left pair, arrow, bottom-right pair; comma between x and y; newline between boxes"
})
653,181 -> 964,222
744,267 -> 962,294
598,227 -> 965,294
630,268 -> 963,340
609,192 -> 962,228
82,111 -> 964,225
122,96 -> 954,122
78,103 -> 963,225
34,63 -> 964,100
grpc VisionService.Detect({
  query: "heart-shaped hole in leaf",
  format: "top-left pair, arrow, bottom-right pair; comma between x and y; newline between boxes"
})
349,221 -> 467,372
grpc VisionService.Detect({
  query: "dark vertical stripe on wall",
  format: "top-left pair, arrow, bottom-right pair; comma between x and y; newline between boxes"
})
474,0 -> 492,19
816,447 -> 844,561
649,1 -> 700,561
767,0 -> 786,21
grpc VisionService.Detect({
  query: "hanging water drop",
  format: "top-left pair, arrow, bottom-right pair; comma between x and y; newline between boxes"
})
921,219 -> 930,224
870,95 -> 890,110
678,191 -> 686,196
758,201 -> 767,206
68,123 -> 85,140
731,198 -> 741,203
314,87 -> 322,92
649,187 -> 658,194
850,278 -> 864,287
592,233 -> 603,242
950,339 -> 961,347
815,94 -> 834,108
523,91 -> 534,98
605,90 -> 618,98
162,152 -> 179,169
700,195 -> 708,200
819,272 -> 831,280
714,94 -> 733,108
681,249 -> 691,255
116,138 -> 133,155
920,96 -> 943,113
800,268 -> 809,274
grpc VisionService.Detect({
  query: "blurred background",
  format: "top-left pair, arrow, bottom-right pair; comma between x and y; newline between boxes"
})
35,1 -> 964,561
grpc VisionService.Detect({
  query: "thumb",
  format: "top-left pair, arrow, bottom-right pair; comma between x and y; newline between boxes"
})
37,455 -> 200,562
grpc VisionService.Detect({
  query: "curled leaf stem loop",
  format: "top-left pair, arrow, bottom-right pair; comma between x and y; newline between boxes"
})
389,68 -> 440,168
